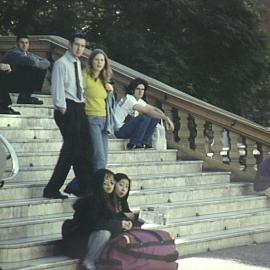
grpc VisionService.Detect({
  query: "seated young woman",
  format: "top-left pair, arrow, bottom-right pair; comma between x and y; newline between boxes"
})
62,169 -> 138,270
113,173 -> 144,228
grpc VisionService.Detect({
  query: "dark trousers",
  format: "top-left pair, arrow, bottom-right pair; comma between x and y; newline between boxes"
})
44,100 -> 93,195
115,115 -> 159,146
0,66 -> 47,107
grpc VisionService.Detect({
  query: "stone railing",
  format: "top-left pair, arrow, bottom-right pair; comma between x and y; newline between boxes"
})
1,35 -> 270,181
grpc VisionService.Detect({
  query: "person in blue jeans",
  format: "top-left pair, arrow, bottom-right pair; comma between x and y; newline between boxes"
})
114,78 -> 174,149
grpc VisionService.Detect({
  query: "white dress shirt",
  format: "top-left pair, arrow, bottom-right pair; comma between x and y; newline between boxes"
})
51,51 -> 84,109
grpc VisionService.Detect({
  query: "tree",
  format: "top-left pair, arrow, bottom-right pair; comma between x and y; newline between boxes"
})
0,0 -> 269,115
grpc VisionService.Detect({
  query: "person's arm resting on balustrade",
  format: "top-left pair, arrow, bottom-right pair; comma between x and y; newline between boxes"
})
133,104 -> 174,131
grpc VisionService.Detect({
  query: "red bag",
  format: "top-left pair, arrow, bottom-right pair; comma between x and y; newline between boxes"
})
96,229 -> 178,270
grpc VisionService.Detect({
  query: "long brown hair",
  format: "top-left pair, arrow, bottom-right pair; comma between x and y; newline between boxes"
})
86,49 -> 113,85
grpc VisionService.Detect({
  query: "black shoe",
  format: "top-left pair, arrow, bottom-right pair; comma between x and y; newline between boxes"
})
0,106 -> 21,115
43,190 -> 68,199
63,185 -> 81,197
17,96 -> 43,105
126,143 -> 144,150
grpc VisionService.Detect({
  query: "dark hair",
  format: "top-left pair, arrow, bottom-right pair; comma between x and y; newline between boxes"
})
74,168 -> 115,213
126,78 -> 148,95
68,32 -> 86,44
92,168 -> 115,196
16,34 -> 29,42
114,173 -> 131,201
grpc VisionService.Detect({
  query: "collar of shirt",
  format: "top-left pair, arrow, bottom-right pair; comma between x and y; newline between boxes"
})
65,50 -> 78,63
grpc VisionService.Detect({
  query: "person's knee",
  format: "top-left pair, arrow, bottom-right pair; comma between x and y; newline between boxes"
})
140,115 -> 151,122
98,230 -> 111,242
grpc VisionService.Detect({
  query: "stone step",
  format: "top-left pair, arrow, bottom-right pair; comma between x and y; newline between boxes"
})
12,104 -> 54,117
144,207 -> 270,239
0,234 -> 60,262
16,149 -> 177,167
10,93 -> 53,106
0,198 -> 75,219
139,195 -> 268,221
2,223 -> 270,263
176,224 -> 270,256
1,256 -> 78,270
0,115 -> 56,128
0,188 -> 255,225
2,172 -> 231,200
13,160 -> 203,181
0,214 -> 71,241
128,183 -> 253,207
0,127 -> 60,140
7,138 -> 128,153
10,139 -> 62,153
2,196 -> 266,242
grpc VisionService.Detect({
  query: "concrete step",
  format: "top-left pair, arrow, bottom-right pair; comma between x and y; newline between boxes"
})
10,139 -> 62,153
131,172 -> 231,190
2,223 -> 270,263
138,195 -> 268,221
1,256 -> 78,270
2,172 -> 231,200
0,198 -> 75,219
10,93 -> 53,106
0,234 -> 61,262
128,183 -> 253,207
0,127 -> 60,140
2,193 -> 264,242
16,149 -> 177,167
0,214 -> 71,241
7,138 -> 128,153
13,160 -> 203,181
144,207 -> 270,239
12,104 -> 54,117
176,224 -> 270,256
0,115 -> 56,128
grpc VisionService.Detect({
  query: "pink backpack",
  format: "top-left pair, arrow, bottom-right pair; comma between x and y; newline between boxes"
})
96,229 -> 178,270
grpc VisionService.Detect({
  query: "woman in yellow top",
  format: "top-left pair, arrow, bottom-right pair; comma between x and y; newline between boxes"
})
85,49 -> 113,172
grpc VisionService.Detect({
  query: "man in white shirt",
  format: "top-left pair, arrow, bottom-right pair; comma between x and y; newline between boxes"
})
43,32 -> 93,199
115,78 -> 174,149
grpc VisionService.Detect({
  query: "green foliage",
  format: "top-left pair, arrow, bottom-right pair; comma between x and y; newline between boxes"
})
0,0 -> 269,114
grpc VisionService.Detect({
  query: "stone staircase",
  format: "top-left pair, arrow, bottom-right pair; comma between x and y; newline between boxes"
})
1,94 -> 270,270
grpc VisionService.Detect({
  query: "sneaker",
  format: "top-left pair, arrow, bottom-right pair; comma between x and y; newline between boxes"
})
0,106 -> 21,115
43,190 -> 68,199
17,96 -> 43,105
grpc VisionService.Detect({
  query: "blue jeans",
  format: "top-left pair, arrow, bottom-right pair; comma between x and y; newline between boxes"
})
88,116 -> 108,172
115,115 -> 159,146
83,230 -> 111,269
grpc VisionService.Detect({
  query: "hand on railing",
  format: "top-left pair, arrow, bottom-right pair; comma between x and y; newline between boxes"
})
165,117 -> 175,132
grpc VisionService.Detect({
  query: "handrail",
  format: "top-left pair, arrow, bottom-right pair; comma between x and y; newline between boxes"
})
0,35 -> 269,146
20,35 -> 270,146
0,134 -> 19,182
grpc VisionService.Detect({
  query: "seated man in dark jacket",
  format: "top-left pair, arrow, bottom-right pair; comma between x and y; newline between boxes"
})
0,63 -> 20,114
0,34 -> 50,114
